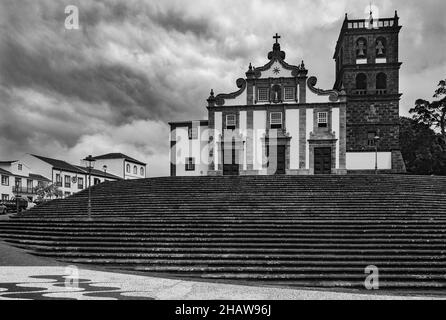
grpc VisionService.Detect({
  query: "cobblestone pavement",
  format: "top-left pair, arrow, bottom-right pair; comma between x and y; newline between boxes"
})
0,242 -> 443,300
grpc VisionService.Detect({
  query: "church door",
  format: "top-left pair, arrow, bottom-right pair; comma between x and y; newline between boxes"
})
223,140 -> 239,176
314,147 -> 332,174
267,145 -> 286,175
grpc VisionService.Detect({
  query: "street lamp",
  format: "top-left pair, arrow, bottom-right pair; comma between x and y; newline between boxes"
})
374,135 -> 380,175
82,155 -> 96,220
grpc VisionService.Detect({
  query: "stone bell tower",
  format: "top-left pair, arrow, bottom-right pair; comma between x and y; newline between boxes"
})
333,11 -> 406,172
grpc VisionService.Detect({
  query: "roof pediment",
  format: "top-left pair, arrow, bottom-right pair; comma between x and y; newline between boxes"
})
251,41 -> 308,79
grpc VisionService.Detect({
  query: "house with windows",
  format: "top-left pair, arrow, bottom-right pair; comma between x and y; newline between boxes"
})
169,12 -> 406,176
0,160 -> 50,202
20,154 -> 121,198
91,153 -> 147,179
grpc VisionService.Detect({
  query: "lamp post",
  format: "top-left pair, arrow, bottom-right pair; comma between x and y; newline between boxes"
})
374,135 -> 380,175
82,155 -> 96,221
103,165 -> 107,174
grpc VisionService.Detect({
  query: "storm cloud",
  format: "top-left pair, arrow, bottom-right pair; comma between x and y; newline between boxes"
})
0,0 -> 445,176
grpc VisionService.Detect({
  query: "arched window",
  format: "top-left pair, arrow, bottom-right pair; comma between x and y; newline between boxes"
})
133,165 -> 137,174
140,167 -> 144,176
356,38 -> 367,58
126,164 -> 130,173
376,73 -> 387,89
356,73 -> 367,90
376,37 -> 386,57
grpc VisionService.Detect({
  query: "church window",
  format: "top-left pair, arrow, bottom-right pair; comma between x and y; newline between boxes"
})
126,164 -> 130,173
188,127 -> 198,140
258,87 -> 269,102
270,112 -> 283,129
367,131 -> 378,146
376,73 -> 387,94
133,165 -> 137,174
356,38 -> 367,58
140,167 -> 144,176
317,112 -> 328,128
284,87 -> 295,100
376,38 -> 386,57
226,114 -> 236,129
18,164 -> 22,171
185,157 -> 195,171
355,73 -> 367,93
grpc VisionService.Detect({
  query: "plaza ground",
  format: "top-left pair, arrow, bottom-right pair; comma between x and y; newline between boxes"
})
0,240 -> 443,300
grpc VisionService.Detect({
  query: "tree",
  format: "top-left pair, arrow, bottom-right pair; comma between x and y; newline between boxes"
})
35,183 -> 63,201
400,117 -> 446,175
410,79 -> 446,143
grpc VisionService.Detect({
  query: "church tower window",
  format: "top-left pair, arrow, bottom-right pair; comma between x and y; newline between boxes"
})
284,87 -> 295,101
126,164 -> 130,173
226,114 -> 236,130
356,38 -> 367,64
270,112 -> 283,129
376,38 -> 386,57
317,112 -> 328,128
258,87 -> 269,102
133,165 -> 137,174
376,73 -> 387,94
355,73 -> 367,94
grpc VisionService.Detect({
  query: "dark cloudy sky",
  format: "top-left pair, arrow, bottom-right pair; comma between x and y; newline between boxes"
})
0,0 -> 445,177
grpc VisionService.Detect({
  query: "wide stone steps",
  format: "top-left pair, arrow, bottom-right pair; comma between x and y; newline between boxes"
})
1,175 -> 446,291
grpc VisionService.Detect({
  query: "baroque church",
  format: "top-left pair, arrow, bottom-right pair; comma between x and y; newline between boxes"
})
169,12 -> 406,176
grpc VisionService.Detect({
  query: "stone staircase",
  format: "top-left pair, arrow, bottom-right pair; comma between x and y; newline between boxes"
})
1,175 -> 446,291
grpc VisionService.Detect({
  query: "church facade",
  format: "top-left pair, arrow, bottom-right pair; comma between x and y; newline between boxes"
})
169,12 -> 406,176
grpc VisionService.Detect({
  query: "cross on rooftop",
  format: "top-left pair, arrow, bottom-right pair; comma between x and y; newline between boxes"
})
273,33 -> 281,43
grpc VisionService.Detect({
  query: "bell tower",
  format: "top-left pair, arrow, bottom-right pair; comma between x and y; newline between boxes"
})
333,11 -> 406,172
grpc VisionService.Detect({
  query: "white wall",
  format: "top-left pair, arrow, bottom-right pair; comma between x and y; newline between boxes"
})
174,124 -> 208,176
214,112 -> 222,171
253,110 -> 266,171
0,175 -> 12,200
305,108 -> 314,169
92,158 -> 125,179
221,89 -> 247,106
346,152 -> 392,170
332,107 -> 340,169
239,111 -> 247,170
21,154 -> 52,180
124,160 -> 146,179
286,109 -> 300,170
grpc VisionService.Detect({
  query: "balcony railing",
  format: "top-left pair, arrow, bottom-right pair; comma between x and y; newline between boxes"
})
353,89 -> 367,95
13,186 -> 38,194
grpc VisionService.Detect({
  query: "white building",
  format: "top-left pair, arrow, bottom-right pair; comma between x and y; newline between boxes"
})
170,25 -> 406,176
20,154 -> 121,198
0,160 -> 50,202
91,153 -> 147,180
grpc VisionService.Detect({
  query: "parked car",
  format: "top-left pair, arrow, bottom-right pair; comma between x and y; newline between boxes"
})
1,197 -> 29,213
0,204 -> 6,214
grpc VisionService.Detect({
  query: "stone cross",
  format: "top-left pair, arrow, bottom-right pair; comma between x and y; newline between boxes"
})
273,33 -> 281,44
